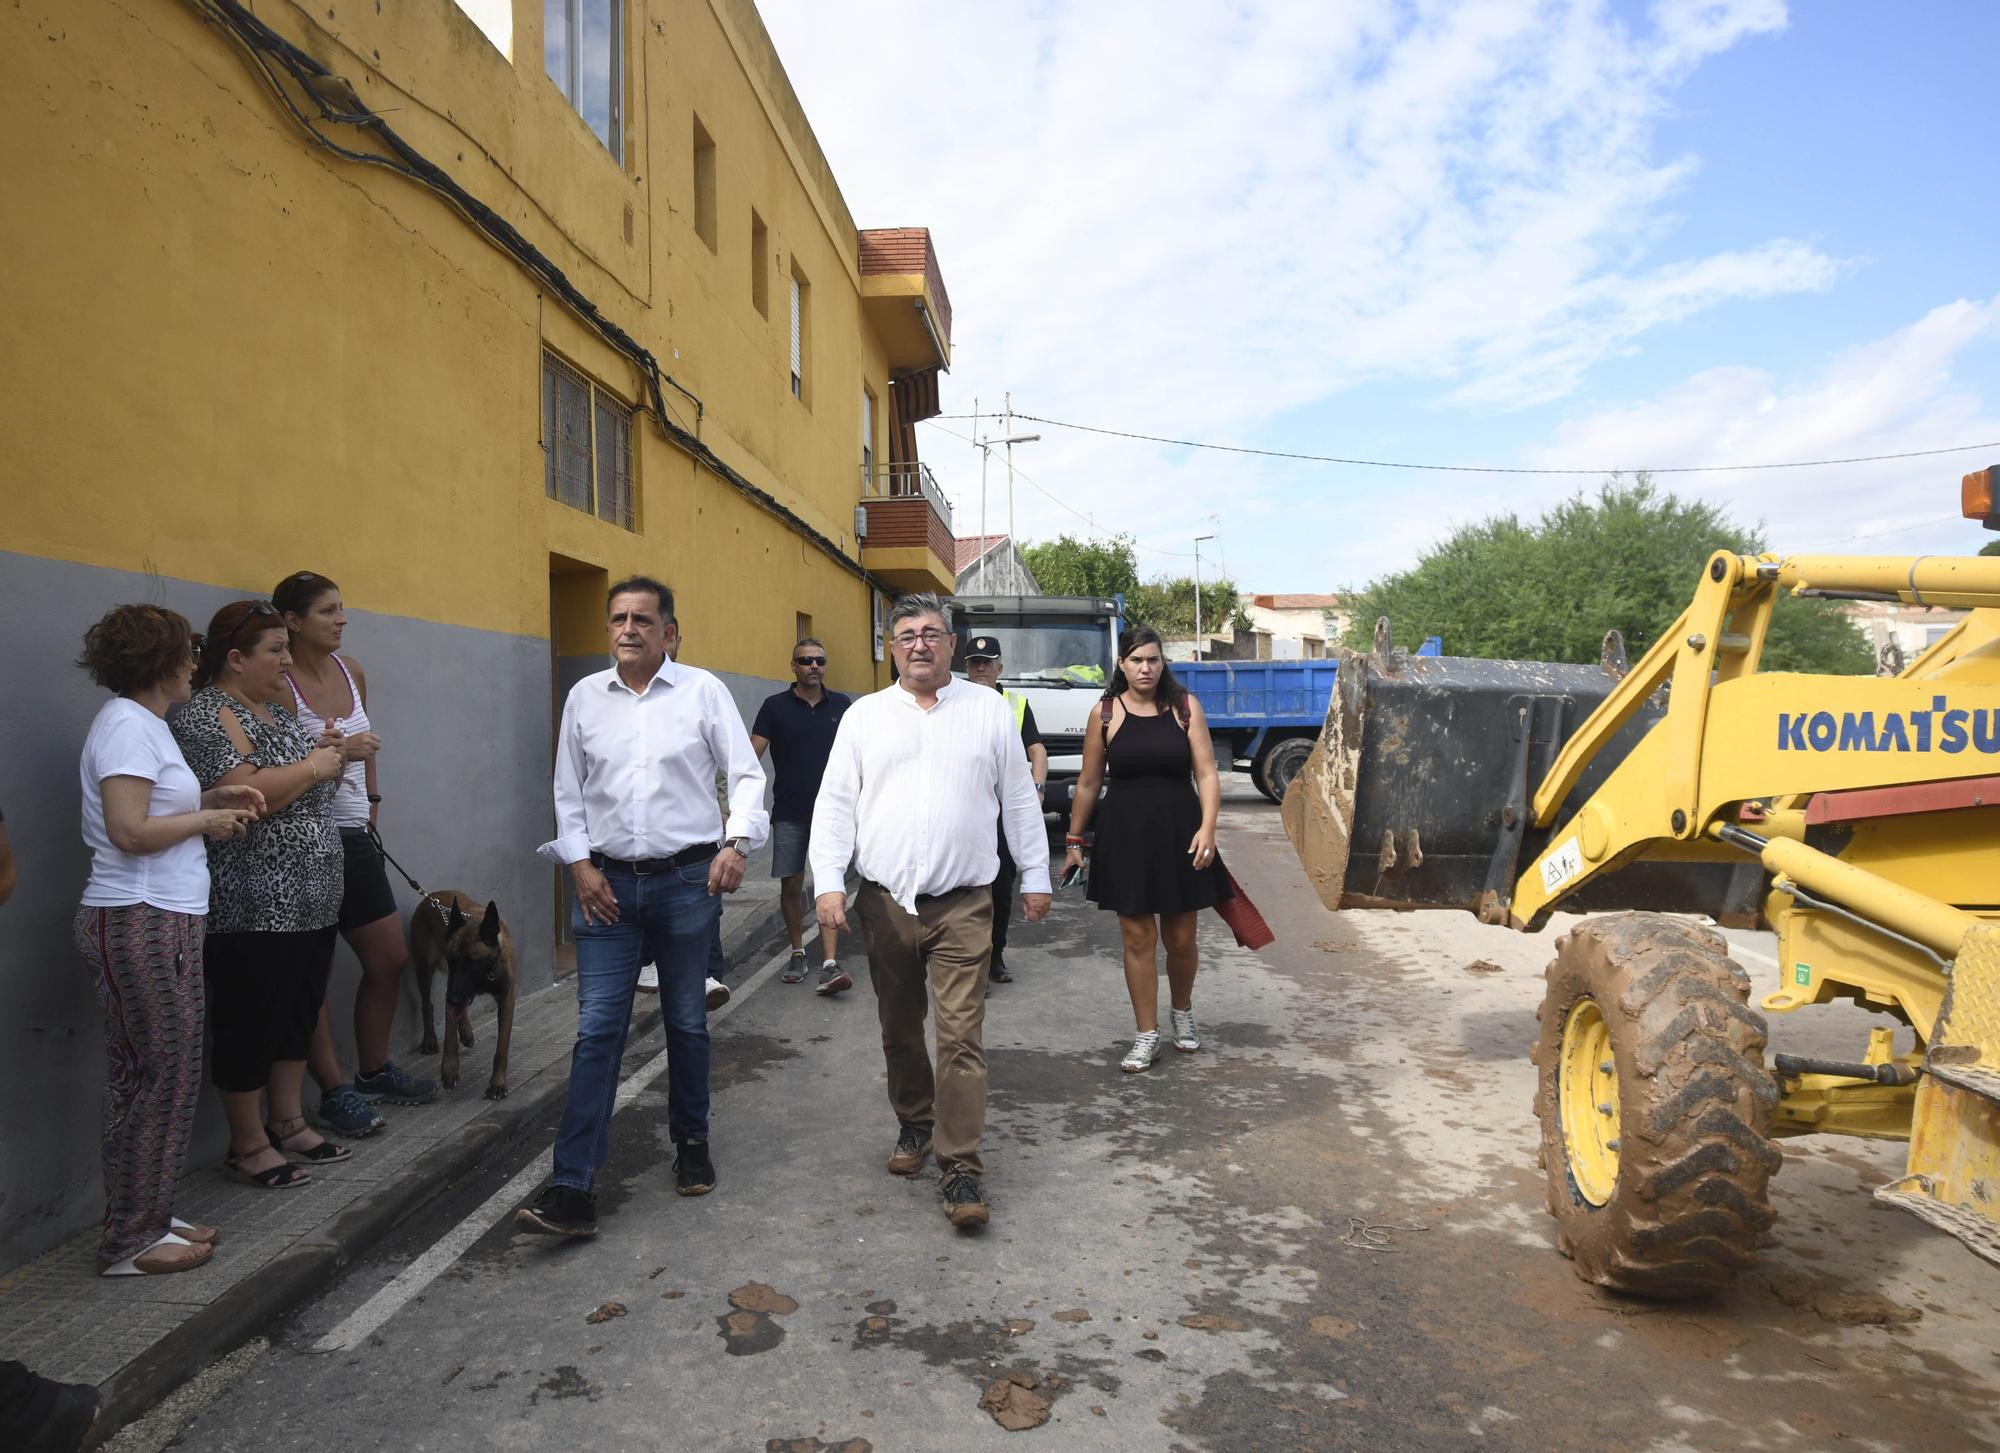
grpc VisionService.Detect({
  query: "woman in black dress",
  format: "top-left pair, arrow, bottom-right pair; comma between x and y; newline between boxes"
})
1064,626 -> 1232,1072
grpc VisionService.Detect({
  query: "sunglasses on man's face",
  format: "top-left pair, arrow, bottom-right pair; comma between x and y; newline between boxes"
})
794,655 -> 826,667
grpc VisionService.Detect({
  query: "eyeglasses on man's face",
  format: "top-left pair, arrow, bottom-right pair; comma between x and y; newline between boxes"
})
889,628 -> 950,649
793,655 -> 826,667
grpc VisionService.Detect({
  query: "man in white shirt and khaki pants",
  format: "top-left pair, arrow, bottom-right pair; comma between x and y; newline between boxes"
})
812,593 -> 1051,1228
518,576 -> 768,1239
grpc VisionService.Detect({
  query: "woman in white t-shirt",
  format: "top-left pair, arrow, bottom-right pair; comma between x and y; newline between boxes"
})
74,605 -> 265,1276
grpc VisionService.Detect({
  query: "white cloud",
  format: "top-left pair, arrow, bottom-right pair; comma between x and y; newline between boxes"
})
1294,297 -> 2000,594
754,0 -> 1880,579
1519,297 -> 2000,551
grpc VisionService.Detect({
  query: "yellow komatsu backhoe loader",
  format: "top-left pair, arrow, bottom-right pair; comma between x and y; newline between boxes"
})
1284,468 -> 2000,1299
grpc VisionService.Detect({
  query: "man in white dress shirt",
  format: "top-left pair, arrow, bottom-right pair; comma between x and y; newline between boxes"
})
811,593 -> 1051,1228
518,577 -> 768,1238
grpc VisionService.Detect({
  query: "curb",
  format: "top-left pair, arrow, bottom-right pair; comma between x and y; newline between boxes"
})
86,896 -> 797,1448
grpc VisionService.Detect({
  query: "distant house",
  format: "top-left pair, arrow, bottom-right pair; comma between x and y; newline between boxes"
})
1839,600 -> 1967,674
1235,593 -> 1348,659
955,534 -> 1040,595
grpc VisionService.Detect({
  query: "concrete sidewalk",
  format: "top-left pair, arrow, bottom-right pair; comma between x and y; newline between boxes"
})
0,843 -> 803,1442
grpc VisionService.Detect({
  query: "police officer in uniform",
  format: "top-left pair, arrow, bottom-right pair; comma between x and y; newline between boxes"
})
962,635 -> 1048,984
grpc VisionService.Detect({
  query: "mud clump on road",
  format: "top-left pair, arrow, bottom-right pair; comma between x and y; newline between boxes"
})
1308,1315 -> 1358,1339
1766,1272 -> 1922,1327
981,1370 -> 1056,1431
1052,1308 -> 1092,1324
766,1439 -> 873,1453
720,1282 -> 799,1355
730,1282 -> 801,1315
1178,1312 -> 1248,1331
584,1300 -> 626,1325
1462,959 -> 1503,975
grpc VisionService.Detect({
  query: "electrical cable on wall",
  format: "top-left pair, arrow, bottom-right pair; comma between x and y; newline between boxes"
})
189,0 -> 890,593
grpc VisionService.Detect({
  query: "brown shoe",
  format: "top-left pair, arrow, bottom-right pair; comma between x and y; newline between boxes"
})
887,1122 -> 932,1177
941,1171 -> 989,1228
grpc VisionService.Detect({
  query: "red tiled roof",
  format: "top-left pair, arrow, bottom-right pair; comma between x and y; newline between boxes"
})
954,534 -> 1009,573
1249,593 -> 1341,610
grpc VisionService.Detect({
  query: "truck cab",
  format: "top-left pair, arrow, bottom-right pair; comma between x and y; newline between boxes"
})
949,594 -> 1121,827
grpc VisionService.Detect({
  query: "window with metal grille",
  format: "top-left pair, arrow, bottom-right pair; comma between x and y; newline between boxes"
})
789,267 -> 808,401
544,0 -> 622,158
543,352 -> 635,529
862,388 -> 875,481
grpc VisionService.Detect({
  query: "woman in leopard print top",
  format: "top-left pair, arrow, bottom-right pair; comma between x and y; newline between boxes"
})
172,601 -> 351,1188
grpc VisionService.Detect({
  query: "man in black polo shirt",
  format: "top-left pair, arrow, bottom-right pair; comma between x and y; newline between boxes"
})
962,635 -> 1047,985
751,639 -> 853,994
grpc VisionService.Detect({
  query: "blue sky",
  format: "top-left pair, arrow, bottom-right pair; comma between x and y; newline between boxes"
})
759,0 -> 2000,589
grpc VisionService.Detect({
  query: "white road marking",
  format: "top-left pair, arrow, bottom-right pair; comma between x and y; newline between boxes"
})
1729,941 -> 1780,970
313,939 -> 799,1354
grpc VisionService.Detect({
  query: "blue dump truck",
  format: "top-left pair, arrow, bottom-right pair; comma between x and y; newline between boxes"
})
1179,638 -> 1440,802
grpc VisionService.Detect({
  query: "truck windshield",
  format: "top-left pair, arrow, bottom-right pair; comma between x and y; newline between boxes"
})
952,617 -> 1110,685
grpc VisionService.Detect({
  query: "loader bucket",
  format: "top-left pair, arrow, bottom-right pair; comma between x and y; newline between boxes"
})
1280,646 -> 1762,927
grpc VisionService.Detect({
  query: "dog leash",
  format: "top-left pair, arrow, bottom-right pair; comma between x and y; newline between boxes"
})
365,823 -> 456,926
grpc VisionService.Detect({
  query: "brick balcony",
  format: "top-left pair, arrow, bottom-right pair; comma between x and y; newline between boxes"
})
858,226 -> 951,374
860,461 -> 955,594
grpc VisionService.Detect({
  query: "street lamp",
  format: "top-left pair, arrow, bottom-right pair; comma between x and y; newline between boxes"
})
1193,534 -> 1216,660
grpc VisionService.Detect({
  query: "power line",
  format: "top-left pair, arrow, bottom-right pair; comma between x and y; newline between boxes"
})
1789,513 -> 1967,553
935,411 -> 2000,477
921,421 -> 1197,559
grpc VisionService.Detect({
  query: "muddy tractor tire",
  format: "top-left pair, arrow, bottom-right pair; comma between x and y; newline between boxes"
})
1262,736 -> 1315,804
1530,913 -> 1781,1300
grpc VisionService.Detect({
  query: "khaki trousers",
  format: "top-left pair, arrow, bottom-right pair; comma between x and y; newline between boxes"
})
855,881 -> 993,1177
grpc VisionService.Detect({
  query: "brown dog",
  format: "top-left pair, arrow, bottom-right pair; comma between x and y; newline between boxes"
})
410,891 -> 516,1100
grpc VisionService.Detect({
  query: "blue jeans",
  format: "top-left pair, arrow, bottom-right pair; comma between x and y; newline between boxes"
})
552,860 -> 721,1192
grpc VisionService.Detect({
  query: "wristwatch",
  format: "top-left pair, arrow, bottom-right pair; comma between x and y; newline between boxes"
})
724,837 -> 750,857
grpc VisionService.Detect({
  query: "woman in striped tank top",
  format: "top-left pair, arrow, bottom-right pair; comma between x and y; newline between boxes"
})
275,572 -> 435,1134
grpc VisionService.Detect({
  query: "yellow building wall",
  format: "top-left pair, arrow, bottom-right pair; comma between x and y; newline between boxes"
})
0,0 -> 904,694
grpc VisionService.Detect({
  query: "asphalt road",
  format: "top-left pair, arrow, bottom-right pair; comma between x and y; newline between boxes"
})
120,780 -> 2000,1452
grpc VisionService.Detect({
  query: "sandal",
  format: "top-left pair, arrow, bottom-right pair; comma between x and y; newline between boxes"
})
267,1117 -> 351,1164
171,1216 -> 220,1246
225,1148 -> 312,1189
98,1230 -> 214,1277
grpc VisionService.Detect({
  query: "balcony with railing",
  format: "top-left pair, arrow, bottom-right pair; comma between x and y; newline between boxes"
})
858,227 -> 952,375
859,461 -> 955,594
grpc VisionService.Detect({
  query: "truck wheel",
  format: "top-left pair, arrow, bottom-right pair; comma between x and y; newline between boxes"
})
1530,913 -> 1780,1300
1250,753 -> 1281,802
1264,737 -> 1315,802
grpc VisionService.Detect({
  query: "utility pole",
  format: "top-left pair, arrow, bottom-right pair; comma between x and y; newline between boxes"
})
1004,392 -> 1016,593
974,395 -> 985,593
969,393 -> 1037,595
1193,533 -> 1216,660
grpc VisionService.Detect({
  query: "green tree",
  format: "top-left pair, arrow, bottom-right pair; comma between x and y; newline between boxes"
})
1125,576 -> 1249,636
1979,539 -> 2000,557
1019,534 -> 1140,597
1342,478 -> 1874,674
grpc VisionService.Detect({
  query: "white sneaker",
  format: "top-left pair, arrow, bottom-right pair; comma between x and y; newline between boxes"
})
1170,1007 -> 1200,1052
705,976 -> 731,1011
1120,1030 -> 1162,1073
636,963 -> 660,994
